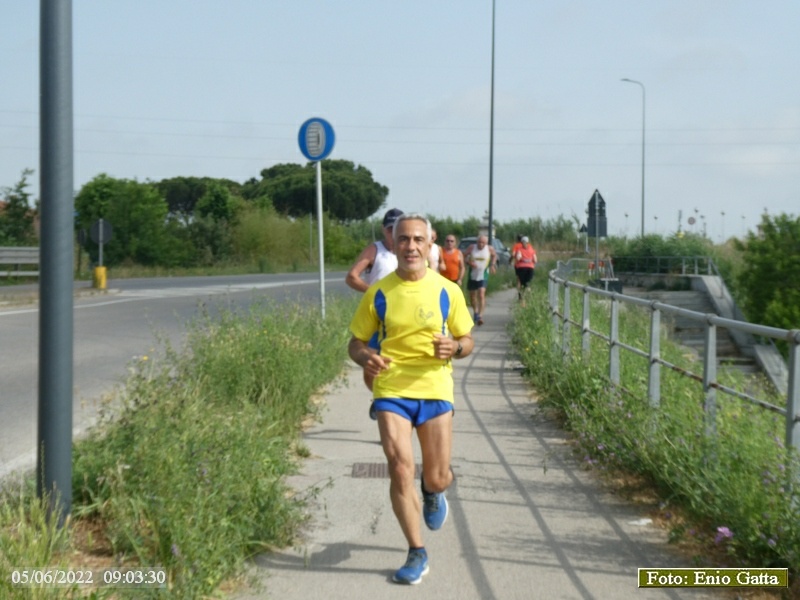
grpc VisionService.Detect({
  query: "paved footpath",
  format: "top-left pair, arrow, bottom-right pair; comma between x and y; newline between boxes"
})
234,289 -> 719,600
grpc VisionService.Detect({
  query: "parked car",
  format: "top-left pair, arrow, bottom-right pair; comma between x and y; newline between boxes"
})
458,236 -> 511,267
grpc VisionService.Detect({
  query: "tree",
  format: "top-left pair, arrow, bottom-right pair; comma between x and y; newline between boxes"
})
0,168 -> 37,245
735,212 -> 800,334
196,182 -> 238,222
75,174 -> 171,266
254,159 -> 389,221
156,176 -> 243,224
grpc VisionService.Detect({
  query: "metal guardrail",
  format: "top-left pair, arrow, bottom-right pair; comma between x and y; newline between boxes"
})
0,246 -> 39,277
548,261 -> 800,452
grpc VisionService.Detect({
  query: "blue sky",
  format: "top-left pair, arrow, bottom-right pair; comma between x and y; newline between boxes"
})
2,1 -> 798,239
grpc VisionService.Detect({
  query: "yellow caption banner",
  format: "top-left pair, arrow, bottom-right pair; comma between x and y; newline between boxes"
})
638,568 -> 788,588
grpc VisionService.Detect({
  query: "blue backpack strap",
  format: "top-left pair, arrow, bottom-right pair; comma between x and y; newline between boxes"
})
439,287 -> 450,335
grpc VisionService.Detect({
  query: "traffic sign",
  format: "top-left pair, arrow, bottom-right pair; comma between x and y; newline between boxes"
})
587,190 -> 607,238
90,218 -> 113,244
298,118 -> 335,161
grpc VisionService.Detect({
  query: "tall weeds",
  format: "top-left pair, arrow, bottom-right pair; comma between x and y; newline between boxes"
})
511,275 -> 800,576
0,295 -> 355,599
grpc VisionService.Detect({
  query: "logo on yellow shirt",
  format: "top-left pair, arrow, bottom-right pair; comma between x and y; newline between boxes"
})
415,305 -> 435,326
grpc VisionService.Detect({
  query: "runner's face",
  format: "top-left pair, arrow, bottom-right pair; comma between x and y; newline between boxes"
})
395,219 -> 430,276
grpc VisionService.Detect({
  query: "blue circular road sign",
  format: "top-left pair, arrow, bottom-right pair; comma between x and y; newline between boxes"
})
298,118 -> 335,161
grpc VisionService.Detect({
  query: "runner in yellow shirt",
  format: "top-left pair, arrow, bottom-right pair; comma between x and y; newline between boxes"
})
348,213 -> 474,585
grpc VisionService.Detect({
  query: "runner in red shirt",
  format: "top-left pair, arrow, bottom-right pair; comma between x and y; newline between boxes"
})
513,236 -> 537,301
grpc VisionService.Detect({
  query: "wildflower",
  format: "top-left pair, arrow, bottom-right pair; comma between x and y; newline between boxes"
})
171,544 -> 181,558
714,526 -> 733,544
767,539 -> 777,548
141,355 -> 149,361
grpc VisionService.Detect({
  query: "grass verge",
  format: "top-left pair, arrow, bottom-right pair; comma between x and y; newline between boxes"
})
1,295 -> 357,599
510,272 -> 800,595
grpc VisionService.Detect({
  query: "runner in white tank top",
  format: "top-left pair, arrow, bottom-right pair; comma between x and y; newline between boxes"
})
464,235 -> 497,326
345,208 -> 403,293
467,244 -> 491,282
366,240 -> 397,285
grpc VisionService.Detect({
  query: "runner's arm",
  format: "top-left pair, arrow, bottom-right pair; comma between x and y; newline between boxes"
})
348,335 -> 392,376
432,331 -> 474,360
453,332 -> 474,359
345,244 -> 378,292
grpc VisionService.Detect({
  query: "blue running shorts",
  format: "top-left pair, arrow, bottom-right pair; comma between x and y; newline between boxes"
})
372,398 -> 454,427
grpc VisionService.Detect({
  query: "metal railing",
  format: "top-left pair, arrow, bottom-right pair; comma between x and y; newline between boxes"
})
548,260 -> 800,452
0,246 -> 39,277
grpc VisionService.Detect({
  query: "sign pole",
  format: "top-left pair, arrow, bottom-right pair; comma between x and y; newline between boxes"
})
316,160 -> 325,319
98,217 -> 104,267
594,190 -> 600,280
298,117 -> 335,318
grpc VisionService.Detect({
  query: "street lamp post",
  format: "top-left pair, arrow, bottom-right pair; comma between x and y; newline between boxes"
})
487,0 -> 496,244
621,78 -> 645,237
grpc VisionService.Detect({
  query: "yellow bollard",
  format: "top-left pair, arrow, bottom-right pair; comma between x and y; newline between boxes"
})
93,266 -> 107,290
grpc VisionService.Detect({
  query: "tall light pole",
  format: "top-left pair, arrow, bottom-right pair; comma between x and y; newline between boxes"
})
487,0 -> 496,244
621,78 -> 645,237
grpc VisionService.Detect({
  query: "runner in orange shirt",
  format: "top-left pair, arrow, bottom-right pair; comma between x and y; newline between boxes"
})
439,234 -> 465,287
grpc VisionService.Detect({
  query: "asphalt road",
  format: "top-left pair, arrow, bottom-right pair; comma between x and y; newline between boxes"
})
0,273 -> 355,479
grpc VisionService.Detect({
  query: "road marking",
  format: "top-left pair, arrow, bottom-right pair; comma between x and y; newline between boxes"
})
0,278 -> 328,316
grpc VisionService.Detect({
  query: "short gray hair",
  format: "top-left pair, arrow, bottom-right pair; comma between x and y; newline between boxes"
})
392,213 -> 432,243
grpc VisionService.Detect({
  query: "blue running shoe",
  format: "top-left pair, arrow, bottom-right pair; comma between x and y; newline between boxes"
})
421,476 -> 449,530
392,548 -> 429,585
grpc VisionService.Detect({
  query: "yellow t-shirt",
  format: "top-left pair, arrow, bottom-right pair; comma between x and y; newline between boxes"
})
349,270 -> 473,403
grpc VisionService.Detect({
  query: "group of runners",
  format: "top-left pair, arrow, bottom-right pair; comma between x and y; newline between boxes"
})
342,208 -> 537,585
